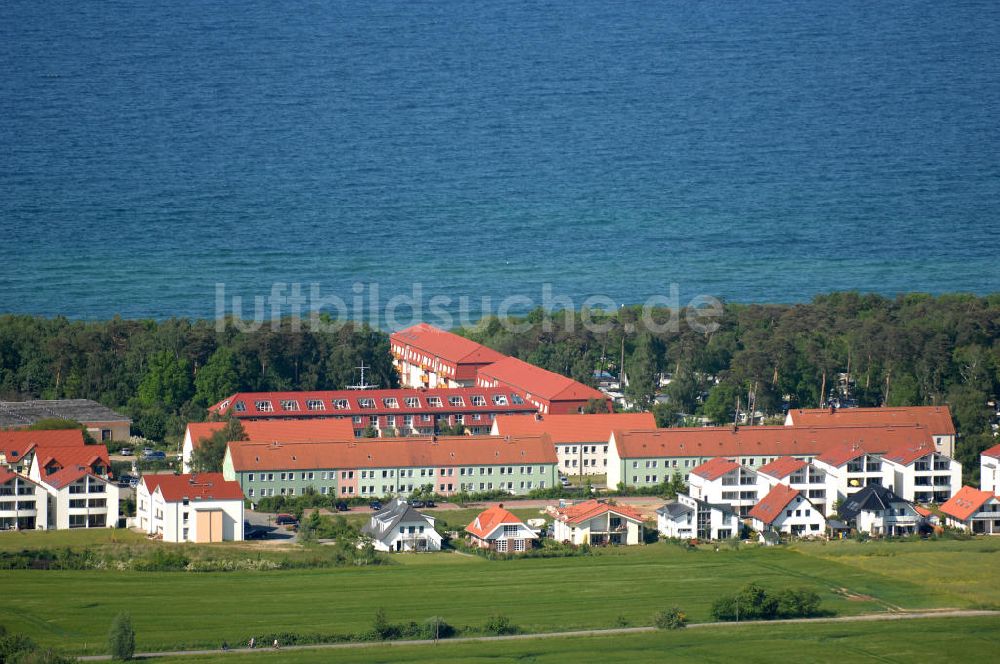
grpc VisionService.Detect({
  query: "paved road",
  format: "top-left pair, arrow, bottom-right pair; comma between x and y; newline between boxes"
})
77,609 -> 999,661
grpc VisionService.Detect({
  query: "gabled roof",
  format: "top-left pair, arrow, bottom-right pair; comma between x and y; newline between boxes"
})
690,457 -> 741,481
838,485 -> 912,521
940,486 -> 997,521
0,399 -> 131,427
554,499 -> 643,525
208,386 -> 535,419
227,434 -> 557,472
748,484 -> 801,525
37,445 -> 111,473
881,441 -> 939,466
40,465 -> 108,490
391,323 -> 506,367
756,457 -> 807,479
187,419 -> 357,452
477,357 -> 607,403
655,501 -> 694,518
787,406 -> 955,436
492,412 -> 654,443
466,505 -> 530,539
0,468 -> 41,487
814,443 -> 870,467
142,473 -> 244,502
0,429 -> 86,460
362,499 -> 434,537
981,443 -> 1000,460
612,424 -> 931,460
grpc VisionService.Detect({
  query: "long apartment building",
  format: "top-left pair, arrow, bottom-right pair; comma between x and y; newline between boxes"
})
390,323 -> 506,389
208,386 -> 536,437
786,405 -> 956,456
223,434 -> 558,504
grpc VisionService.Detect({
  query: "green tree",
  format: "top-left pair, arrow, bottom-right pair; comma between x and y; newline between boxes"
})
193,347 -> 239,407
653,607 -> 687,629
624,334 -> 663,408
700,382 -> 740,424
190,418 -> 247,473
137,351 -> 192,411
107,612 -> 136,661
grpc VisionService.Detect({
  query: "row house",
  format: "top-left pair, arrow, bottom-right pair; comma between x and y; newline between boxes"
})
137,473 -> 244,543
748,484 -> 827,537
786,405 -> 956,457
837,485 -> 923,537
223,434 -> 559,505
491,412 -> 655,476
981,444 -> 1000,495
656,494 -> 740,541
550,499 -> 645,546
476,356 -> 611,415
466,505 -> 537,553
0,469 -> 48,530
881,442 -> 961,504
209,387 -> 536,437
756,457 -> 829,513
940,486 -> 1000,535
390,323 -> 506,389
0,429 -> 87,475
607,424 -> 933,490
688,458 -> 759,517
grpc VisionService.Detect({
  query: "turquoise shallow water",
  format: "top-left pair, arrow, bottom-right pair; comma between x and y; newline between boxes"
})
1,0 -> 998,323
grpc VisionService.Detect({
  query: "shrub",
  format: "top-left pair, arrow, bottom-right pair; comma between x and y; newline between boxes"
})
712,584 -> 825,621
653,607 -> 687,629
422,616 -> 455,640
484,613 -> 517,635
108,612 -> 136,660
774,589 -> 822,618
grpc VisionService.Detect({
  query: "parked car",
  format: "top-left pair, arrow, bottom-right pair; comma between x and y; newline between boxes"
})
424,500 -> 436,508
119,448 -> 134,456
143,450 -> 166,461
244,527 -> 266,540
117,474 -> 135,488
410,500 -> 425,508
368,500 -> 382,511
335,501 -> 349,512
275,513 -> 298,526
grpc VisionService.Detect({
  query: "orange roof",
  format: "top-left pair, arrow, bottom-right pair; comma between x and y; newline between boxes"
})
882,441 -> 938,466
492,413 -> 655,443
391,323 -> 505,369
0,468 -> 41,487
612,424 -> 932,460
142,473 -> 244,502
757,457 -> 807,479
554,499 -> 643,525
940,486 -> 997,521
982,443 -> 1000,460
41,465 -> 108,489
815,443 -> 871,467
788,406 -> 955,436
478,356 -> 607,403
187,419 -> 356,452
748,484 -> 801,524
466,505 -> 526,539
690,457 -> 741,481
37,445 -> 111,472
227,434 -> 557,472
0,429 -> 85,460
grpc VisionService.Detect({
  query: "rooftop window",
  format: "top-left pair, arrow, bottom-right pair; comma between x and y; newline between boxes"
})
234,401 -> 247,413
405,397 -> 420,408
449,396 -> 465,407
510,394 -> 525,405
382,398 -> 399,409
471,395 -> 486,406
358,398 -> 376,409
332,399 -> 350,410
306,399 -> 326,411
427,397 -> 443,407
280,400 -> 300,411
492,394 -> 509,406
255,400 -> 274,413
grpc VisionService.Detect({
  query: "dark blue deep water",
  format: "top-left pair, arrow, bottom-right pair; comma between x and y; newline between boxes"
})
2,1 -> 999,324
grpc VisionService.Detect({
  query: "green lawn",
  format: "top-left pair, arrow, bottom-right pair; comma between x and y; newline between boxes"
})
6,538 -> 997,656
139,616 -> 1000,663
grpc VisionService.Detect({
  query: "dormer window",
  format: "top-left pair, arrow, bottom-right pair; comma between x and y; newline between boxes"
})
332,399 -> 350,410
255,400 -> 274,413
492,394 -> 509,406
383,398 -> 399,409
427,397 -> 443,407
449,396 -> 465,407
234,401 -> 247,413
358,398 -> 376,409
471,395 -> 486,406
280,400 -> 300,412
306,399 -> 325,411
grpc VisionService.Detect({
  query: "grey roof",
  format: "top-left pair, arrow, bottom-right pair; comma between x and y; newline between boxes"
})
656,501 -> 694,518
838,485 -> 911,521
361,499 -> 434,537
0,400 -> 131,427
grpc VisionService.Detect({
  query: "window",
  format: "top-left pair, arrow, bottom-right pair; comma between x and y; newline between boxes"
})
496,539 -> 508,553
405,397 -> 421,408
280,399 -> 300,411
471,395 -> 486,406
427,396 -> 443,407
255,400 -> 274,412
492,394 -> 509,406
353,416 -> 362,424
511,394 -> 524,404
422,414 -> 432,422
387,415 -> 396,427
383,397 -> 399,409
248,488 -> 254,497
234,400 -> 247,413
248,473 -> 255,482
449,396 -> 465,407
333,399 -> 351,410
306,399 -> 326,411
358,398 -> 375,409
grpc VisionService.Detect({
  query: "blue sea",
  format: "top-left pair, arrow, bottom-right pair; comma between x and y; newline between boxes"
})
2,1 -> 999,326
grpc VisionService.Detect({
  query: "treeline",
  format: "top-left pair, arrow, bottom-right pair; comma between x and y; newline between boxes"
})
0,316 -> 397,442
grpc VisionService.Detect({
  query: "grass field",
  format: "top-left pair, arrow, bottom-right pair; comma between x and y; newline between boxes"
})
137,616 -> 1000,663
5,533 -> 999,656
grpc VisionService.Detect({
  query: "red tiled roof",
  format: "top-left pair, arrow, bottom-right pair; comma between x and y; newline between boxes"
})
466,505 -> 526,539
227,434 -> 558,472
554,499 -> 643,525
788,406 -> 955,436
814,443 -> 870,467
187,419 -> 357,452
492,413 -> 655,443
757,457 -> 807,479
0,429 -> 86,460
690,457 -> 740,481
208,386 -> 536,418
612,424 -> 932,461
37,445 -> 111,473
940,486 -> 997,521
477,356 -> 607,403
982,443 -> 1000,460
748,484 -> 801,524
915,505 -> 933,518
0,468 -> 41,487
142,473 -> 244,502
391,323 -> 505,368
41,465 -> 108,490
881,441 -> 938,466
